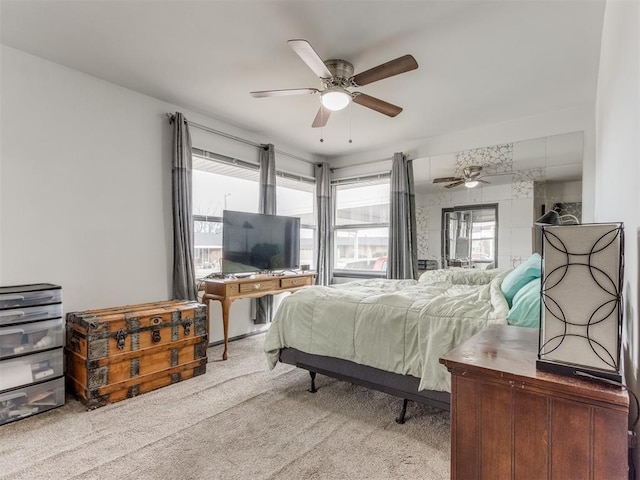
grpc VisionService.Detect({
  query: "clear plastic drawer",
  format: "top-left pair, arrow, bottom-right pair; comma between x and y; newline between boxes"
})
0,284 -> 61,309
0,318 -> 64,360
0,303 -> 63,326
0,377 -> 65,426
0,348 -> 64,392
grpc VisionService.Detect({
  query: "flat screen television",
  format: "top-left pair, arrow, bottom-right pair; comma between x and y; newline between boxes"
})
222,210 -> 300,275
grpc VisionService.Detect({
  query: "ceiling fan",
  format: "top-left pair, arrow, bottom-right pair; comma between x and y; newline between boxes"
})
433,166 -> 491,189
250,39 -> 418,128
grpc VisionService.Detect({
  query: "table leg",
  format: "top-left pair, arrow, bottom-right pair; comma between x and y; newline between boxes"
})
221,298 -> 232,360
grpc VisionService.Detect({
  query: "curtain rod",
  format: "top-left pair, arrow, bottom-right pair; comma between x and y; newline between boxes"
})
167,113 -> 316,165
331,171 -> 391,185
330,155 -> 411,172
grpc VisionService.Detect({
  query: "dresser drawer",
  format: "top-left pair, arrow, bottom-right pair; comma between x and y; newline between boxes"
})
0,348 -> 64,392
280,276 -> 312,288
0,377 -> 65,426
0,303 -> 63,326
0,284 -> 62,309
0,318 -> 64,360
239,280 -> 278,293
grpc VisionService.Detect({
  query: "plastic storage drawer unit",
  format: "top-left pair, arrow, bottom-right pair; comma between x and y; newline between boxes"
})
0,317 -> 64,360
0,348 -> 64,391
0,283 -> 64,423
0,284 -> 62,309
0,377 -> 65,425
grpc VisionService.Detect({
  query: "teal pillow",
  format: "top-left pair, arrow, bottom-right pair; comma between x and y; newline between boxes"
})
507,278 -> 541,328
500,253 -> 542,307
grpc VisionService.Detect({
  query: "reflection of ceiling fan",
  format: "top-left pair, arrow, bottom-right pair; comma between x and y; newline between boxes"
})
250,39 -> 418,128
433,166 -> 491,189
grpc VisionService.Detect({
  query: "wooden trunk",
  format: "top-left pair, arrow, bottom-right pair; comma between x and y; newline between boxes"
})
65,300 -> 208,409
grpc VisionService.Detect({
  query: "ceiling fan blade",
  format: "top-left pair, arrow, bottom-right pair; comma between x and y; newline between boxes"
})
250,88 -> 319,98
288,39 -> 332,79
464,166 -> 483,178
312,106 -> 332,128
444,180 -> 465,189
478,179 -> 491,184
352,93 -> 402,117
433,176 -> 463,184
351,54 -> 418,87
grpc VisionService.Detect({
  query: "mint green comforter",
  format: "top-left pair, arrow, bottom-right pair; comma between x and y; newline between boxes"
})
264,269 -> 509,392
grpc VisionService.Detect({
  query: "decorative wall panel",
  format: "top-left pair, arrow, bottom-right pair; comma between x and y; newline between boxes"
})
454,143 -> 513,175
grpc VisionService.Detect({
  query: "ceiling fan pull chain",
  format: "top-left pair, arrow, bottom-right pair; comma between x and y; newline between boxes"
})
348,101 -> 353,144
320,99 -> 324,142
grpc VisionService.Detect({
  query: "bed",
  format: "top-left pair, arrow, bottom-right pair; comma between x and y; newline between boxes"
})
263,259 -> 541,420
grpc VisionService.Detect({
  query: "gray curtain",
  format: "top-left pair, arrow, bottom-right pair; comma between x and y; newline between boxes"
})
314,162 -> 333,285
388,152 -> 418,280
255,144 -> 276,323
171,112 -> 198,300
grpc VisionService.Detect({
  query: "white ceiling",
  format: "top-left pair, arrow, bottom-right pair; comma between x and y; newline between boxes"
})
0,1 -> 605,160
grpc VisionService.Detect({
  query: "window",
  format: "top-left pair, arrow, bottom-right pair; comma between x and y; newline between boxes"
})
191,148 -> 315,278
276,173 -> 316,270
333,176 -> 390,276
192,150 -> 260,278
442,204 -> 498,269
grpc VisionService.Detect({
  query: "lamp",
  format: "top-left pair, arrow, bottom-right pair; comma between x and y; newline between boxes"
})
321,88 -> 351,111
537,223 -> 624,383
535,210 -> 561,226
464,180 -> 479,188
533,210 -> 579,254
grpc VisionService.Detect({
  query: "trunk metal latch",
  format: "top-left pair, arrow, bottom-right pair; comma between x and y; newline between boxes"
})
115,329 -> 127,350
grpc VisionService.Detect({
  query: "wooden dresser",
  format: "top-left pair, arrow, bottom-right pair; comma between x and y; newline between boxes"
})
440,324 -> 629,480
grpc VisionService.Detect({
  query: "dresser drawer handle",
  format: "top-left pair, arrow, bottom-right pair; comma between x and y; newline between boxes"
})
292,279 -> 298,285
254,283 -> 261,290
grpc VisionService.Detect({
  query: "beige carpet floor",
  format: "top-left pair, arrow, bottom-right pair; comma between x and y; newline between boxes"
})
0,334 -> 450,479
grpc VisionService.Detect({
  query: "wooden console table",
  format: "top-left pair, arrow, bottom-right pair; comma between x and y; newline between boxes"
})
202,272 -> 315,360
440,324 -> 629,479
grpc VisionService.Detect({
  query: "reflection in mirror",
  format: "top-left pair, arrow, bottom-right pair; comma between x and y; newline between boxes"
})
413,131 -> 583,271
443,204 -> 498,269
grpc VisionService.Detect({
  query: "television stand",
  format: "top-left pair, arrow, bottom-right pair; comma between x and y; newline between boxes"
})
202,272 -> 316,360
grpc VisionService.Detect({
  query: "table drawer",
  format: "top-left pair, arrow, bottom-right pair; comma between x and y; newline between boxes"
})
239,280 -> 277,293
281,277 -> 312,288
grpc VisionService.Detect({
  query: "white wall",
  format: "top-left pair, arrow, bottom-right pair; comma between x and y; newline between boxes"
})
594,0 -> 640,467
0,46 -> 318,343
544,180 -> 583,205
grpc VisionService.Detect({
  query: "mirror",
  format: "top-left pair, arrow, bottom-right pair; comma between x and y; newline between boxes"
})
413,131 -> 583,270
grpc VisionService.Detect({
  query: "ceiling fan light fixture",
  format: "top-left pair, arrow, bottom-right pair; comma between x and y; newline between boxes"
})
465,180 -> 480,188
321,89 -> 351,111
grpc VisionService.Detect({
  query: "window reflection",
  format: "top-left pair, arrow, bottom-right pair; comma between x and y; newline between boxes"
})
442,204 -> 498,269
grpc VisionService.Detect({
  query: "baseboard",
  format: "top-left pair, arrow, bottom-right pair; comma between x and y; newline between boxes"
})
207,327 -> 268,347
